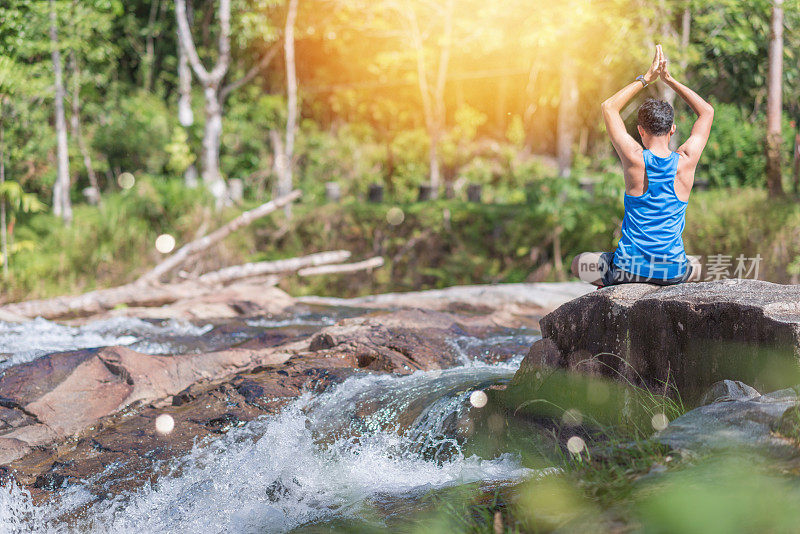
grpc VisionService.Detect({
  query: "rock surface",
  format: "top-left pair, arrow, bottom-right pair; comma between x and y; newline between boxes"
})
699,379 -> 761,405
657,386 -> 800,458
515,279 -> 800,399
0,281 -> 587,500
77,283 -> 295,321
0,309 -> 474,467
298,282 -> 594,328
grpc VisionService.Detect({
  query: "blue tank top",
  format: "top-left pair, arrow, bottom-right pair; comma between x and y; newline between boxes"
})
612,149 -> 689,280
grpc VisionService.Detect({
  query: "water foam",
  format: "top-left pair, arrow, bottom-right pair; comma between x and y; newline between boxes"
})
0,317 -> 212,369
0,354 -> 538,533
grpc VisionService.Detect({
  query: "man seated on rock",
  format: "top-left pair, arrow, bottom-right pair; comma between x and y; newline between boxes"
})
572,45 -> 713,287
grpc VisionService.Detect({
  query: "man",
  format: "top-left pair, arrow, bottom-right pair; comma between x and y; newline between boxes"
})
572,45 -> 714,287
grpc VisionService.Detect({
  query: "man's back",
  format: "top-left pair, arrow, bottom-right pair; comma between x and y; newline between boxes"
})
614,149 -> 689,280
571,45 -> 714,287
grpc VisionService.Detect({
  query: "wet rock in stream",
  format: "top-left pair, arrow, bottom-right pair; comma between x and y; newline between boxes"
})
656,384 -> 800,458
0,307 -> 543,503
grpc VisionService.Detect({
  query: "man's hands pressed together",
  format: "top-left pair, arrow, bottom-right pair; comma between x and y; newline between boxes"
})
644,44 -> 665,85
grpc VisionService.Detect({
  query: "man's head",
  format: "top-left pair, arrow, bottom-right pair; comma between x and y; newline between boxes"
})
637,98 -> 676,142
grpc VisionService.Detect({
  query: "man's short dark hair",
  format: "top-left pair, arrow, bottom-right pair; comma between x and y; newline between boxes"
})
637,98 -> 674,136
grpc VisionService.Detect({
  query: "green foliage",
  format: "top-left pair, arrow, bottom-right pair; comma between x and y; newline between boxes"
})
636,455 -> 800,533
294,121 -> 386,201
684,103 -> 766,187
682,103 -> 797,188
2,177 -> 213,300
93,91 -> 173,174
164,127 -> 195,176
683,188 -> 800,282
506,114 -> 526,148
0,181 -> 45,214
688,0 -> 800,111
773,404 -> 800,443
0,0 -> 799,300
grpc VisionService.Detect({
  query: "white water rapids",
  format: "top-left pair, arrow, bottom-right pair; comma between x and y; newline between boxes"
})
0,318 -> 545,533
0,317 -> 213,369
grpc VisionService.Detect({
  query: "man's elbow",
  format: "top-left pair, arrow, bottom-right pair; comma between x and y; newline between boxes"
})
700,102 -> 714,118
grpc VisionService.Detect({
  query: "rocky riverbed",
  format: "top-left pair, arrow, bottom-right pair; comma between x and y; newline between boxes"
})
7,278 -> 800,532
0,281 -> 592,509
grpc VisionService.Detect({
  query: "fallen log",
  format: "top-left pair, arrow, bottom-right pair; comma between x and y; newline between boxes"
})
0,251 -> 353,320
196,250 -> 351,285
0,281 -> 204,320
136,190 -> 301,285
298,256 -> 384,277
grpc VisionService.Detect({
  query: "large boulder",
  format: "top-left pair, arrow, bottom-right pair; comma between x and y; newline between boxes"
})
515,279 -> 800,400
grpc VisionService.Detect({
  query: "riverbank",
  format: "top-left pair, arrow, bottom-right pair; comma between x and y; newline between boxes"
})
3,185 -> 800,304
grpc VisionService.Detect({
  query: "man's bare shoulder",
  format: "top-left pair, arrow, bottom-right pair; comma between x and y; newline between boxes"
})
675,149 -> 700,170
620,145 -> 646,168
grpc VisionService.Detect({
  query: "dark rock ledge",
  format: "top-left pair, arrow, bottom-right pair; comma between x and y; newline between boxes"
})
514,279 -> 800,400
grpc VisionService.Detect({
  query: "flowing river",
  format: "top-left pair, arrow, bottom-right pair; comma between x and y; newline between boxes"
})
0,310 -> 548,533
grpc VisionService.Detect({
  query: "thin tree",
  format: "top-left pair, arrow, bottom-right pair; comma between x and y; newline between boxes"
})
49,0 -> 72,223
655,2 -> 691,150
175,0 -> 280,206
177,0 -> 198,187
766,0 -> 784,197
142,0 -> 164,93
404,0 -> 454,197
794,130 -> 800,194
0,105 -> 7,279
175,0 -> 230,204
556,57 -> 578,178
272,0 -> 299,217
69,52 -> 101,206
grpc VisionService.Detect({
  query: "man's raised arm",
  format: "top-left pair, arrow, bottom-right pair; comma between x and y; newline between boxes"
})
601,45 -> 664,166
662,64 -> 714,164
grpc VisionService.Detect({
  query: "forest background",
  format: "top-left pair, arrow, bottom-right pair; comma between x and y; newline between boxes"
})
0,0 -> 799,302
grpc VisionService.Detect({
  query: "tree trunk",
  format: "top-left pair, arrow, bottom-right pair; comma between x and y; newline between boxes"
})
49,0 -> 72,223
659,6 -> 692,150
556,58 -> 578,178
198,250 -> 350,285
137,190 -> 301,285
428,133 -> 442,193
429,0 -> 453,197
405,0 -> 452,198
680,7 -> 691,70
282,0 -> 299,218
552,225 -> 564,280
201,84 -> 226,201
174,0 -> 231,206
765,0 -> 784,198
0,250 -> 354,320
143,0 -> 162,92
176,2 -> 198,188
269,130 -> 289,201
793,131 -> 800,194
69,53 -> 101,206
177,39 -> 194,128
0,117 -> 7,279
522,64 -> 541,154
297,256 -> 384,277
